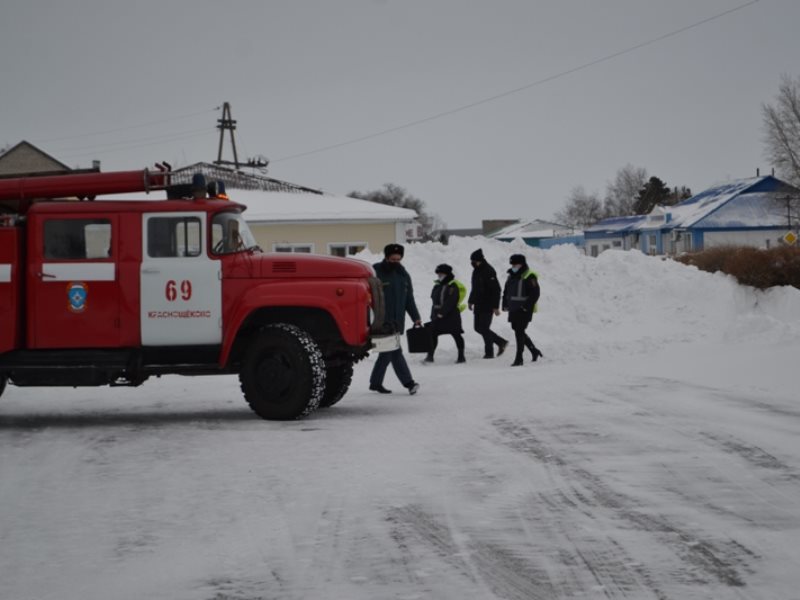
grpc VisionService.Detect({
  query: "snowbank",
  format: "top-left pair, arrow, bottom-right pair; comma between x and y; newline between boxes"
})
356,237 -> 800,361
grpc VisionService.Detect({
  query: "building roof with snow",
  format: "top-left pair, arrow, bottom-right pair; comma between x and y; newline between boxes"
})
230,189 -> 418,224
490,218 -> 575,240
587,175 -> 798,235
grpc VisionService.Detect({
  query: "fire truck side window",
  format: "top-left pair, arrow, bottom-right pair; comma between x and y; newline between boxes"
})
43,219 -> 112,260
147,217 -> 201,258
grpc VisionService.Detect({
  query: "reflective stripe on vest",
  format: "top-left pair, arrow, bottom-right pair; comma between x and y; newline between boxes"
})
510,269 -> 538,311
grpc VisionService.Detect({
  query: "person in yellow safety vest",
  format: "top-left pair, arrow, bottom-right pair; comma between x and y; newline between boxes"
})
502,254 -> 543,366
425,264 -> 467,364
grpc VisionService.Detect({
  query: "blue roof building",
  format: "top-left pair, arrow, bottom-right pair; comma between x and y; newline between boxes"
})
490,218 -> 583,249
584,176 -> 799,256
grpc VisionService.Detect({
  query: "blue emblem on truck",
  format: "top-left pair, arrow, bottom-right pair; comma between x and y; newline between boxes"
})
67,282 -> 88,313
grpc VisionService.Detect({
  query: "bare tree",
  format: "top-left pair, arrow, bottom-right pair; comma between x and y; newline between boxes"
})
762,74 -> 800,187
348,183 -> 444,241
604,164 -> 648,217
554,186 -> 604,229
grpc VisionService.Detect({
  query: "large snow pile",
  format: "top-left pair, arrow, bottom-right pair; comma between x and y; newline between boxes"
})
356,236 -> 800,362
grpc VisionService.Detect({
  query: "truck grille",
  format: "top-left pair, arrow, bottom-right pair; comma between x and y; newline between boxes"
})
272,261 -> 297,273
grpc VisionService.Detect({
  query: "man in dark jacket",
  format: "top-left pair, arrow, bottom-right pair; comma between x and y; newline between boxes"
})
369,243 -> 422,395
502,253 -> 543,366
425,264 -> 466,364
468,249 -> 508,358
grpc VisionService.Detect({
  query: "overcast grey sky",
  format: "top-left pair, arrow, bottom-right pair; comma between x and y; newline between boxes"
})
2,0 -> 798,227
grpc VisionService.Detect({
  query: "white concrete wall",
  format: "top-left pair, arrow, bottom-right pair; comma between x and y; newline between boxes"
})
249,221 -> 405,255
704,230 -> 784,250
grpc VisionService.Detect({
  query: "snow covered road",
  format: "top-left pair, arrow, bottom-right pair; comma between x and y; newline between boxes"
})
1,342 -> 798,600
1,241 -> 799,599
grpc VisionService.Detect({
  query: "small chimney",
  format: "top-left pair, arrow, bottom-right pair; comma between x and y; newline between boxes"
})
756,168 -> 760,177
92,160 -> 101,171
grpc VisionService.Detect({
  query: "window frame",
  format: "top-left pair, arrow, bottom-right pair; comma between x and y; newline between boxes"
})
145,215 -> 203,259
272,242 -> 315,254
42,217 -> 113,261
327,242 -> 368,257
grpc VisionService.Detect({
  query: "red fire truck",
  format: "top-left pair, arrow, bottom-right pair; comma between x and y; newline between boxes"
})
0,168 -> 391,420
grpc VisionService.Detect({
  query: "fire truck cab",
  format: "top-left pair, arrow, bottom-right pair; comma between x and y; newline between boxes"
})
0,168 -> 390,420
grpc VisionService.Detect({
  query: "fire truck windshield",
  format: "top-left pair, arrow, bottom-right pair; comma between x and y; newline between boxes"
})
211,211 -> 260,255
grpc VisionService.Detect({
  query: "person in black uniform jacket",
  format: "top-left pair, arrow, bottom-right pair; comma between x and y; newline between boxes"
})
425,264 -> 466,364
468,249 -> 508,358
369,243 -> 422,395
502,253 -> 543,366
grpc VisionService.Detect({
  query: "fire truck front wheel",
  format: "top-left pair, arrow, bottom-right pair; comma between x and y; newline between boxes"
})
239,323 -> 326,420
320,363 -> 354,408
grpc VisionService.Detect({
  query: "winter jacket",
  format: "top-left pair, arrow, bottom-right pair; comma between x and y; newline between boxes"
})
373,260 -> 421,333
429,274 -> 464,335
502,267 -> 540,324
468,261 -> 502,312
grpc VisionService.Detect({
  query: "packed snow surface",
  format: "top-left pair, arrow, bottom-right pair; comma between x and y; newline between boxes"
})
1,238 -> 799,600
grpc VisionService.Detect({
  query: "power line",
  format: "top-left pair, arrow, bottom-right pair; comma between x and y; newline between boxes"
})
54,127 -> 213,155
33,107 -> 219,144
59,130 -> 213,160
272,0 -> 759,163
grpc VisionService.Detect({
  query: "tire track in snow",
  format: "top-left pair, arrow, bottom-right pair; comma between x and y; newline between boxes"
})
492,418 -> 755,594
387,504 -> 557,600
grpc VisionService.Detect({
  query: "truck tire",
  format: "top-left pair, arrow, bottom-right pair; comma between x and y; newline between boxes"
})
320,363 -> 354,408
0,375 -> 6,399
239,323 -> 326,420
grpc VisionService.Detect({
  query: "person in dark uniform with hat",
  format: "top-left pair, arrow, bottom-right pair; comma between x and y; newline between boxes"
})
468,249 -> 508,358
502,253 -> 543,366
425,263 -> 466,364
369,243 -> 422,395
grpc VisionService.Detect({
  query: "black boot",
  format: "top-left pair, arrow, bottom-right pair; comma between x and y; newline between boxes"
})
524,338 -> 541,362
497,340 -> 509,357
511,352 -> 524,366
456,351 -> 466,364
424,353 -> 434,363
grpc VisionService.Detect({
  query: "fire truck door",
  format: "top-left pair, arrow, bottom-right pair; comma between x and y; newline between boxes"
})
140,212 -> 222,345
29,216 -> 120,348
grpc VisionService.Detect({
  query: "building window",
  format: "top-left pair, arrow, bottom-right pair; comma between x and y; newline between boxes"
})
612,240 -> 622,248
590,244 -> 599,257
273,243 -> 314,253
328,243 -> 367,257
44,219 -> 112,259
648,234 -> 657,252
147,216 -> 202,258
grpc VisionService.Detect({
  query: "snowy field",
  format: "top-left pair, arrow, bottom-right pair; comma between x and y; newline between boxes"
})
1,238 -> 799,600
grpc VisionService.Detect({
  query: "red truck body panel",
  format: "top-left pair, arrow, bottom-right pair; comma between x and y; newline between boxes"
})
0,226 -> 23,354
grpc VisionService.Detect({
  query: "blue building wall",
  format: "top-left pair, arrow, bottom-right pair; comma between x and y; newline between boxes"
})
539,235 -> 585,250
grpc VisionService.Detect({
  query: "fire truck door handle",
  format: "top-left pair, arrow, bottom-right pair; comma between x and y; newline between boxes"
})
142,267 -> 160,274
38,272 -> 56,279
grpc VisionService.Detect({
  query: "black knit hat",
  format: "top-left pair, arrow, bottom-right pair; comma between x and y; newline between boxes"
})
435,263 -> 453,275
509,253 -> 527,266
470,248 -> 485,262
383,243 -> 405,258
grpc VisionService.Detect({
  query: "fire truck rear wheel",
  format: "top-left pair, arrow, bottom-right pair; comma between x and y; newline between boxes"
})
320,363 -> 354,408
0,375 -> 6,399
239,324 -> 326,420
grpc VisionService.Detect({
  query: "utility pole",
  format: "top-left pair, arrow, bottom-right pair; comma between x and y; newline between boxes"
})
213,102 -> 269,172
215,102 -> 240,169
